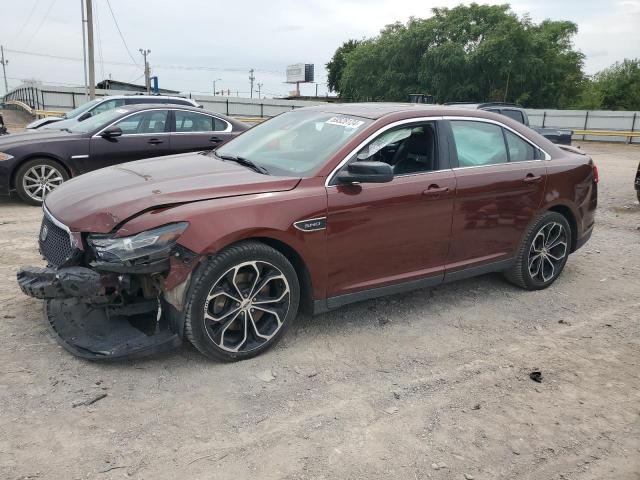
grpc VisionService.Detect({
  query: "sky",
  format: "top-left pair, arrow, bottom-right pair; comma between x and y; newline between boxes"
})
1,0 -> 639,98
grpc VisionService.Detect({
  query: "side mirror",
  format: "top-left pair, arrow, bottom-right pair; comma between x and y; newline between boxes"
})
78,112 -> 92,121
336,161 -> 394,184
101,126 -> 123,138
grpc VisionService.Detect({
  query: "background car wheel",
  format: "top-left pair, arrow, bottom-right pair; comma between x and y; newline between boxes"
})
184,241 -> 300,361
505,212 -> 572,290
15,158 -> 69,206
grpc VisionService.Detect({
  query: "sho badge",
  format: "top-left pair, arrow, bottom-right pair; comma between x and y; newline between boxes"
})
294,217 -> 327,232
40,224 -> 48,242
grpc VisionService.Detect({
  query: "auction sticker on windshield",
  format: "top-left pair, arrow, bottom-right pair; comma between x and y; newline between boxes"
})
326,116 -> 365,129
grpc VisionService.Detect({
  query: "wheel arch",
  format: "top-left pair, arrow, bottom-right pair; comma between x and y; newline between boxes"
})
546,204 -> 578,252
10,154 -> 72,190
251,236 -> 314,315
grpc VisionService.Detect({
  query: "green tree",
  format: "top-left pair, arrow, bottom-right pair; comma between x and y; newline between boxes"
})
326,39 -> 361,93
331,3 -> 585,108
575,59 -> 640,110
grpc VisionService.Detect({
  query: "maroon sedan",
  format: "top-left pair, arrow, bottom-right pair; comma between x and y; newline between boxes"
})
17,104 -> 598,361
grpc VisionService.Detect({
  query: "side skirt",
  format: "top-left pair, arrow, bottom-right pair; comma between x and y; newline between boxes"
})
312,257 -> 515,315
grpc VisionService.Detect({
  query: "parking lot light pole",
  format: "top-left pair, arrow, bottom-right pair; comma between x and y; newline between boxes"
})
213,78 -> 221,95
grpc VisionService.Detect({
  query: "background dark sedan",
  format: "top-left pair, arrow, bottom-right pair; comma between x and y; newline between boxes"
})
0,105 -> 248,205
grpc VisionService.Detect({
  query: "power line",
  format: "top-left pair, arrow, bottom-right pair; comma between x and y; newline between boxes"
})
24,0 -> 58,49
93,0 -> 106,81
14,0 -> 42,40
105,0 -> 140,67
4,48 -> 285,75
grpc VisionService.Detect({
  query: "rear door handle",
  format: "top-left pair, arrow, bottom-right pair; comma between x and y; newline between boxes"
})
422,185 -> 450,196
148,138 -> 163,145
209,136 -> 222,143
523,174 -> 542,183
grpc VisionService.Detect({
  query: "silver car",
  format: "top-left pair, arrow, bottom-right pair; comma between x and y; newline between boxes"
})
26,95 -> 201,130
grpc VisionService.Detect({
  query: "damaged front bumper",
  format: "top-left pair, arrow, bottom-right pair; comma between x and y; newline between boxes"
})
17,258 -> 198,361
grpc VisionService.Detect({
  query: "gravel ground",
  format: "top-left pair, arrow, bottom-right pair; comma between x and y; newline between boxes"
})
0,142 -> 639,480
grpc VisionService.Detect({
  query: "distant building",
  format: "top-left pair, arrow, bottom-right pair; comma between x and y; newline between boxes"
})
96,79 -> 179,95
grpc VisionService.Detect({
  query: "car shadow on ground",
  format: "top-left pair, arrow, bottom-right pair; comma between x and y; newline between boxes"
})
87,270 -> 539,369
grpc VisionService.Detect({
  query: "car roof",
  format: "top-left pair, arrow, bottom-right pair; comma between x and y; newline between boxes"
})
299,102 -> 510,120
444,102 -> 524,110
114,103 -> 209,113
100,94 -> 194,101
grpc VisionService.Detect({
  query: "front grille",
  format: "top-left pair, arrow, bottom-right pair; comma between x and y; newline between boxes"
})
39,212 -> 76,267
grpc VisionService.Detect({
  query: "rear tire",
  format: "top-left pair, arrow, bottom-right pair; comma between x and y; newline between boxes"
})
505,212 -> 571,290
184,241 -> 300,361
15,158 -> 69,206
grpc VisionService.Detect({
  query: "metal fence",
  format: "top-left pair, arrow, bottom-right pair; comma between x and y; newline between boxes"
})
525,109 -> 639,144
2,84 -> 326,118
3,84 -> 640,143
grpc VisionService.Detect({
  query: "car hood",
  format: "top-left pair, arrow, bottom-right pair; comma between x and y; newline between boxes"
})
44,152 -> 301,233
26,117 -> 64,129
40,118 -> 78,130
0,130 -> 83,149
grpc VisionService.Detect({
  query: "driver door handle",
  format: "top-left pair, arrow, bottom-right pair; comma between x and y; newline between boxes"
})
422,185 -> 450,197
148,138 -> 163,145
523,174 -> 542,183
209,136 -> 223,143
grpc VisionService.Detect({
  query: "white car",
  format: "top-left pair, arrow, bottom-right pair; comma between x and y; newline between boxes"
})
26,95 -> 201,130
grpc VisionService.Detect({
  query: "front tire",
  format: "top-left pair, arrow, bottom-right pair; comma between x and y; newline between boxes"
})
184,241 -> 300,361
505,212 -> 571,290
15,158 -> 69,206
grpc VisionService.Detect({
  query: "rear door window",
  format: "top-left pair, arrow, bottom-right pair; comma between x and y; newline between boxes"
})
450,121 -> 508,167
174,111 -> 227,132
501,109 -> 525,124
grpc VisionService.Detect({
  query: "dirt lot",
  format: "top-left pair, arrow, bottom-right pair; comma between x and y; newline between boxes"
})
0,142 -> 638,480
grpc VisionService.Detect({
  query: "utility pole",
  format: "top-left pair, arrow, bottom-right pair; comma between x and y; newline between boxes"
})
212,78 -> 221,95
249,69 -> 255,99
80,0 -> 89,101
139,49 -> 151,94
0,45 -> 8,95
256,83 -> 263,99
86,0 -> 95,99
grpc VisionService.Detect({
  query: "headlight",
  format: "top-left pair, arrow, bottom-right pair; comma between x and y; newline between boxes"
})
88,222 -> 189,263
0,152 -> 15,161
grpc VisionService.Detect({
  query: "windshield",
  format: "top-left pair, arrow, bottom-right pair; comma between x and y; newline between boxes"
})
215,110 -> 372,177
67,107 -> 129,134
63,98 -> 102,119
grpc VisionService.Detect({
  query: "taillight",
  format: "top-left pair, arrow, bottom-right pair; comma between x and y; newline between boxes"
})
592,164 -> 599,183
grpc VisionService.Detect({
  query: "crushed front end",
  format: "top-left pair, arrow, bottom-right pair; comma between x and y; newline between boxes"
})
17,207 -> 200,360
